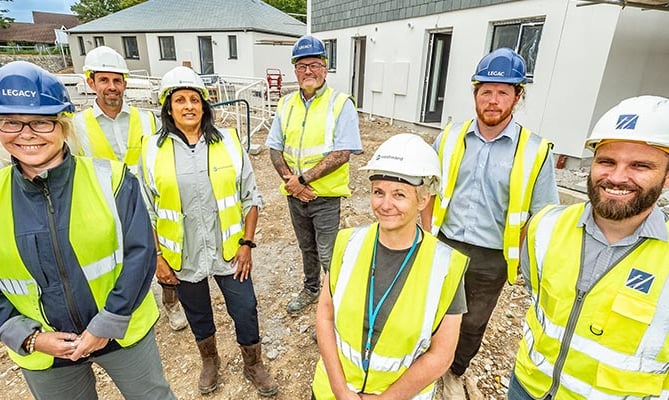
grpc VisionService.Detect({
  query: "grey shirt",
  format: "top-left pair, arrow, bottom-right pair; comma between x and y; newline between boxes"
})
139,131 -> 263,282
521,203 -> 668,292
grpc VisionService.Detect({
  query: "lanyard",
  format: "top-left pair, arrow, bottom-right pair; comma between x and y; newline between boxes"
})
362,227 -> 420,372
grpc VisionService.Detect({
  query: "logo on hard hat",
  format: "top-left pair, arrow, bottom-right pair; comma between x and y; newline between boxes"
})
375,154 -> 403,161
616,114 -> 638,130
488,71 -> 505,77
1,88 -> 37,98
297,44 -> 313,51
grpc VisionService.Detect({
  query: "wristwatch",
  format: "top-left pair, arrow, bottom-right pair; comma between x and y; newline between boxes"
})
298,175 -> 307,185
238,238 -> 257,248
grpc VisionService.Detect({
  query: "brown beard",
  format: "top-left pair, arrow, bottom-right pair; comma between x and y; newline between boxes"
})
587,175 -> 663,221
475,106 -> 513,128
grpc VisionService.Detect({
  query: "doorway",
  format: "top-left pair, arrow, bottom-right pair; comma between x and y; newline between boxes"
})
198,36 -> 214,74
351,37 -> 366,108
422,33 -> 452,123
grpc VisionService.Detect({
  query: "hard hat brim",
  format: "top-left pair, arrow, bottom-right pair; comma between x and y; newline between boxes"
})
0,104 -> 74,115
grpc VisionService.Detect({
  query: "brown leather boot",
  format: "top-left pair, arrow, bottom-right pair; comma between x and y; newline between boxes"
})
240,343 -> 278,397
196,335 -> 221,394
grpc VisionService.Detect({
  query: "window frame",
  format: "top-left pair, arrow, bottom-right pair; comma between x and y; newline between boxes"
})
78,36 -> 85,56
158,36 -> 176,60
94,36 -> 105,47
490,18 -> 544,82
228,35 -> 238,60
122,36 -> 140,60
324,39 -> 337,72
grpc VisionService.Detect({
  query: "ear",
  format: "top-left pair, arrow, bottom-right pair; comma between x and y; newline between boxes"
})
416,188 -> 430,212
86,77 -> 95,90
663,170 -> 669,189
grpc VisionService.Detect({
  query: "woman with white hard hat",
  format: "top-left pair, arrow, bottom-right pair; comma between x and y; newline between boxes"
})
0,61 -> 175,399
312,133 -> 469,399
139,66 -> 277,396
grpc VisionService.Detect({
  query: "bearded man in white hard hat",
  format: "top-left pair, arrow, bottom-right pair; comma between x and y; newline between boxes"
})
73,46 -> 188,332
509,95 -> 669,400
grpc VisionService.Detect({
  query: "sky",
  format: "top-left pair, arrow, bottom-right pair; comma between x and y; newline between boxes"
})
4,0 -> 78,23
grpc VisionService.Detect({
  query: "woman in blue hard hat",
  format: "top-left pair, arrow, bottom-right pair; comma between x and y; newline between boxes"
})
139,66 -> 278,396
312,134 -> 468,399
0,61 -> 175,399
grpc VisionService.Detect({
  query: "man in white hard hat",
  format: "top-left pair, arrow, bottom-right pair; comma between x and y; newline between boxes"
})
509,95 -> 669,400
421,48 -> 559,397
74,46 -> 188,332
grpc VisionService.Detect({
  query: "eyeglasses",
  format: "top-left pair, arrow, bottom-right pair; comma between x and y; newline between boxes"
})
295,62 -> 326,73
0,119 -> 58,134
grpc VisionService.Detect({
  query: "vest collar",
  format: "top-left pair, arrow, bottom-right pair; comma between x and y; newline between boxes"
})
580,202 -> 669,244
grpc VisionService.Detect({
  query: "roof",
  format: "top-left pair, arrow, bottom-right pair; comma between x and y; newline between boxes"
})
0,22 -> 66,44
68,0 -> 305,37
578,0 -> 669,11
32,11 -> 80,28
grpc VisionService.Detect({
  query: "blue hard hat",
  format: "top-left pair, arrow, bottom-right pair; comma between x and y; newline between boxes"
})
472,48 -> 526,85
291,35 -> 327,64
0,61 -> 75,115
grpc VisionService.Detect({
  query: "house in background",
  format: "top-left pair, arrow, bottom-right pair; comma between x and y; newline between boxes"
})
312,0 -> 669,160
0,11 -> 80,50
67,0 -> 305,79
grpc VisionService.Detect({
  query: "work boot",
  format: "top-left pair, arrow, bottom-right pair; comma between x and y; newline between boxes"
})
286,288 -> 320,314
196,335 -> 221,394
162,285 -> 188,331
442,370 -> 466,400
240,343 -> 278,397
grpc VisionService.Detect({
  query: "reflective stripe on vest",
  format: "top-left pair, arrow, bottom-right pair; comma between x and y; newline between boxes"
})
141,130 -> 244,270
75,107 -> 155,175
276,87 -> 351,197
0,158 -> 159,370
432,120 -> 551,283
515,204 -> 669,399
312,224 -> 468,399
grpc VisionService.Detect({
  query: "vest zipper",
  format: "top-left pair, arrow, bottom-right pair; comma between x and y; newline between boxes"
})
35,177 -> 86,332
297,105 -> 309,176
546,289 -> 585,397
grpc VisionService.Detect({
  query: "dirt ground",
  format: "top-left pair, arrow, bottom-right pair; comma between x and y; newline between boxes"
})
0,116 -> 529,399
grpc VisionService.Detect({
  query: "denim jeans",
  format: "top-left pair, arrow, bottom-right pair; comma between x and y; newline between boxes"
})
288,196 -> 341,293
438,234 -> 507,376
176,274 -> 259,345
507,370 -> 543,400
22,328 -> 175,400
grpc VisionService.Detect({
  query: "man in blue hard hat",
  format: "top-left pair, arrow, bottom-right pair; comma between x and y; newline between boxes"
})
266,35 -> 362,314
421,48 -> 559,398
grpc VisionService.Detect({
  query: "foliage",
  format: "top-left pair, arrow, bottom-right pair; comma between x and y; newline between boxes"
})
70,0 -> 147,23
1,0 -> 14,29
263,0 -> 306,23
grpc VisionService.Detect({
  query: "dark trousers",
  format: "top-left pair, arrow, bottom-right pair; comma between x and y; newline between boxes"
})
176,275 -> 259,345
287,196 -> 341,293
508,370 -> 544,400
438,233 -> 507,376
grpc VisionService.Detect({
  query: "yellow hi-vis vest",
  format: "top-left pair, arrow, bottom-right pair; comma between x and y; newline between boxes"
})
277,87 -> 352,197
141,130 -> 244,271
0,158 -> 159,370
75,106 -> 156,174
312,224 -> 468,399
515,203 -> 669,399
431,120 -> 552,283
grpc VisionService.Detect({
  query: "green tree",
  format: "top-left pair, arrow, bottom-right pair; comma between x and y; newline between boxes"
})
1,0 -> 14,29
71,0 -> 147,23
264,0 -> 306,23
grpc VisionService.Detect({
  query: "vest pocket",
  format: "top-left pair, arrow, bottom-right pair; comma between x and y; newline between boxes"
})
600,290 -> 655,354
595,361 -> 663,396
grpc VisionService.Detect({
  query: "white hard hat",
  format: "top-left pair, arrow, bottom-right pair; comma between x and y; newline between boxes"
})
83,46 -> 129,76
158,66 -> 209,105
585,95 -> 669,153
360,133 -> 441,194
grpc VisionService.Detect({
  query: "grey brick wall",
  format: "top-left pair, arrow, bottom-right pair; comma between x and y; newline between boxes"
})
312,0 -> 522,32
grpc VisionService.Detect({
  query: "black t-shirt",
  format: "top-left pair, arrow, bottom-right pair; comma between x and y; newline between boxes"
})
360,239 -> 467,351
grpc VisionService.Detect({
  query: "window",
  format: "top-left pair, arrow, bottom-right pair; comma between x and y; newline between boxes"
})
324,39 -> 337,71
78,36 -> 85,56
490,19 -> 544,80
228,35 -> 237,59
94,36 -> 105,47
159,36 -> 176,60
122,36 -> 139,59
